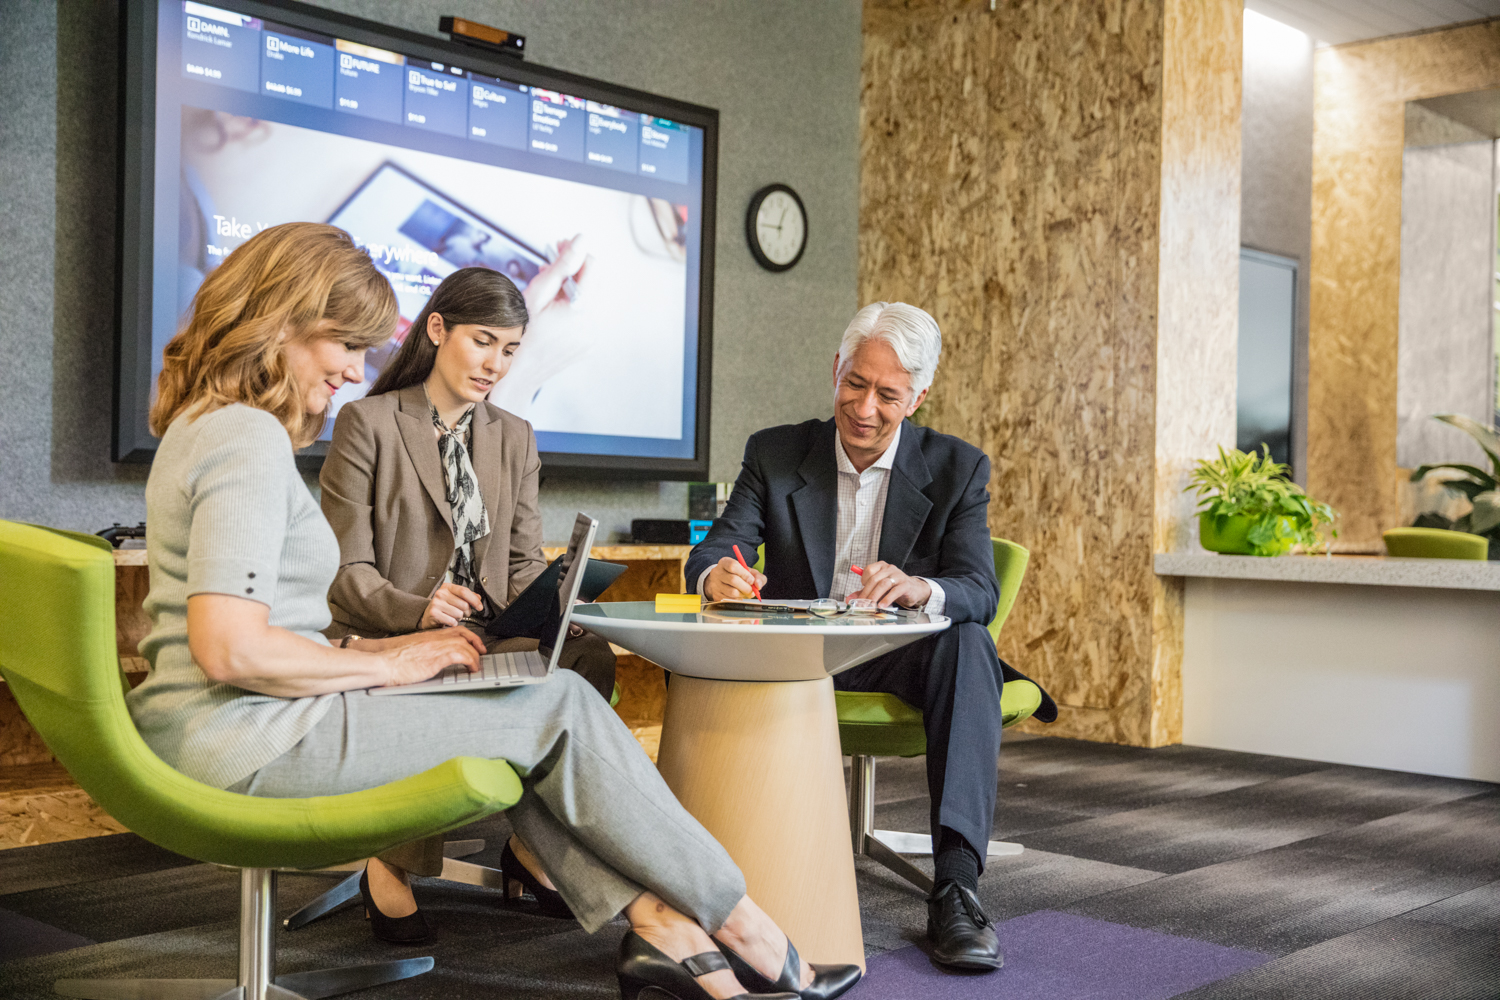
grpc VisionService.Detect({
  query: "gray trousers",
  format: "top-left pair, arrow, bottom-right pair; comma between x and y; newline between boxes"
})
230,670 -> 745,933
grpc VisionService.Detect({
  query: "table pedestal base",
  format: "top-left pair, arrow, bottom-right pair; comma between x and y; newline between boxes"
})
656,675 -> 865,970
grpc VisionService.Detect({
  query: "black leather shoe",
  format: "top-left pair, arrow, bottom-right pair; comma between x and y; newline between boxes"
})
358,868 -> 430,944
617,931 -> 800,1000
714,936 -> 862,1000
501,839 -> 575,919
926,881 -> 1002,971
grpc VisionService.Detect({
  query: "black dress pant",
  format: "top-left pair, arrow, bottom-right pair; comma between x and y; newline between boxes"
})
832,621 -> 1005,865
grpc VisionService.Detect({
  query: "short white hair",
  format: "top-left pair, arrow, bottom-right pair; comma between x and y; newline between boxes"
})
837,302 -> 942,398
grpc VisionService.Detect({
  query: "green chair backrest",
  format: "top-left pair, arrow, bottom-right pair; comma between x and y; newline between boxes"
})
988,538 -> 1029,644
0,520 -> 522,870
1383,526 -> 1488,561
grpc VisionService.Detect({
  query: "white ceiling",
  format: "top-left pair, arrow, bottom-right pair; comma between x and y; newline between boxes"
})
1245,0 -> 1500,45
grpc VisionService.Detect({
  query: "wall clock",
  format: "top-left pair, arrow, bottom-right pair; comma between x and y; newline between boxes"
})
746,183 -> 807,272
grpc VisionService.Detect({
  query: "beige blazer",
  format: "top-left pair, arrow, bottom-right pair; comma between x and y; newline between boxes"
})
320,383 -> 547,638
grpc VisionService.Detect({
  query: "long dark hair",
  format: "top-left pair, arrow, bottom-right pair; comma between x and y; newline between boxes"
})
368,267 -> 529,396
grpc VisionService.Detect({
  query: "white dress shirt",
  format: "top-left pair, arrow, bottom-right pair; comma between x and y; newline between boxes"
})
699,424 -> 946,614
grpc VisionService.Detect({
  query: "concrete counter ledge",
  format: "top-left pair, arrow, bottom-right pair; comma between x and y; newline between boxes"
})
1155,551 -> 1500,591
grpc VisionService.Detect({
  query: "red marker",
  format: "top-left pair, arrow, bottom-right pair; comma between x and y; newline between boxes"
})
732,544 -> 762,599
850,565 -> 864,575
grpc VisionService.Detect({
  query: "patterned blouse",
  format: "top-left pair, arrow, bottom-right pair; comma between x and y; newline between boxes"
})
429,398 -> 491,596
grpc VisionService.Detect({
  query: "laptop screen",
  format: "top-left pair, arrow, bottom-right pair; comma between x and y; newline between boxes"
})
545,513 -> 598,666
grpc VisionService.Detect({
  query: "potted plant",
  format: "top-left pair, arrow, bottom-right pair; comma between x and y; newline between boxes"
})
1186,446 -> 1338,556
1408,414 -> 1500,559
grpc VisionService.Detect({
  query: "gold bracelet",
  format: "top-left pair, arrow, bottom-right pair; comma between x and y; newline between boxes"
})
339,634 -> 362,649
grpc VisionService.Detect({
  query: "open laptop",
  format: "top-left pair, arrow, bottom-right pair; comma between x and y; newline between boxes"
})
370,513 -> 599,696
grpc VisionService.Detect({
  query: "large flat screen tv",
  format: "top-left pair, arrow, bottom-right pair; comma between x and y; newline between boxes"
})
117,0 -> 717,478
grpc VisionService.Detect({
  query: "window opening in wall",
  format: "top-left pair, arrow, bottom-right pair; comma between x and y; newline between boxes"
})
1238,247 -> 1297,473
1494,184 -> 1500,429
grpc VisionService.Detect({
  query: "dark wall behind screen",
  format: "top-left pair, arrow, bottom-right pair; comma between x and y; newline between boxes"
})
0,0 -> 860,542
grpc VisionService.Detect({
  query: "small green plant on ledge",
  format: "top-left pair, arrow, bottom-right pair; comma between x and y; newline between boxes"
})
1186,445 -> 1338,556
1409,414 -> 1500,554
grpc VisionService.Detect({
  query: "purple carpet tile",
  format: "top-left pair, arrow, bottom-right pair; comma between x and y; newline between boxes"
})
0,908 -> 93,963
857,910 -> 1270,1000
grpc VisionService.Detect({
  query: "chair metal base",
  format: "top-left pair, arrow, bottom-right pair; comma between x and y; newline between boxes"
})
56,868 -> 433,1000
283,839 -> 497,931
847,754 -> 1023,896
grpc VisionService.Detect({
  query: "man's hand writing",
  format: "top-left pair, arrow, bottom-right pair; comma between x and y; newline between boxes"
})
705,556 -> 768,601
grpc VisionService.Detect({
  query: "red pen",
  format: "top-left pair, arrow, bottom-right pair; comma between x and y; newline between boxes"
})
732,544 -> 762,599
850,565 -> 863,575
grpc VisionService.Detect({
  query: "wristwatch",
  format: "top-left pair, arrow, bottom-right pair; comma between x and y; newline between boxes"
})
339,634 -> 363,649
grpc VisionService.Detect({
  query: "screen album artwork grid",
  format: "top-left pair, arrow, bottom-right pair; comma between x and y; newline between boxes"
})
152,1 -> 707,461
371,512 -> 598,695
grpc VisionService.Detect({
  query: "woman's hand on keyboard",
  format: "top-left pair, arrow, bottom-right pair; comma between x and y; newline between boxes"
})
369,626 -> 486,687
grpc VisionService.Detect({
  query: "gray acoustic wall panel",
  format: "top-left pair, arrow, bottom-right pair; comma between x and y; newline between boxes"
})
0,0 -> 861,543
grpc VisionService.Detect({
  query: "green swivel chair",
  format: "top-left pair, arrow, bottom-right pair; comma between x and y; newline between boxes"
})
0,521 -> 524,1000
836,538 -> 1043,893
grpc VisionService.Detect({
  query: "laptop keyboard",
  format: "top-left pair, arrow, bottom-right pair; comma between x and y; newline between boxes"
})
434,649 -> 550,686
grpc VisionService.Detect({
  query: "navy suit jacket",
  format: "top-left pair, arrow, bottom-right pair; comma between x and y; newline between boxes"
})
689,418 -> 1057,723
687,418 -> 1000,624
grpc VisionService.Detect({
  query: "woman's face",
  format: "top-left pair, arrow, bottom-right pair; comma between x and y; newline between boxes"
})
283,333 -> 366,416
427,314 -> 524,405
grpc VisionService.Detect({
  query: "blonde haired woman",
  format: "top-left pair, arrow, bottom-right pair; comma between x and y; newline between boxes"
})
129,223 -> 857,1000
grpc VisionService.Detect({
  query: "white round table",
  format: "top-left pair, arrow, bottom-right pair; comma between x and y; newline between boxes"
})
573,602 -> 950,970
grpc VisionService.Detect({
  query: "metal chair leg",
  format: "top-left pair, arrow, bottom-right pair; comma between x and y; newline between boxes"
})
283,838 -> 494,930
846,753 -> 1024,897
56,868 -> 434,1000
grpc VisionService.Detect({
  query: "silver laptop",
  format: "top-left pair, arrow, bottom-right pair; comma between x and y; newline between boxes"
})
370,513 -> 599,696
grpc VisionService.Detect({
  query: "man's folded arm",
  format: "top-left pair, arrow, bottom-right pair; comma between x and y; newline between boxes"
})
686,434 -> 769,594
926,452 -> 1002,624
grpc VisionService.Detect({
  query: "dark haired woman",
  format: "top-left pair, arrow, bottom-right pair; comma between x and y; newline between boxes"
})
318,266 -> 625,927
319,266 -> 615,694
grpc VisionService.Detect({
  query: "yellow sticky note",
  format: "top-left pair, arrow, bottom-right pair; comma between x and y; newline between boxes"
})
655,593 -> 702,613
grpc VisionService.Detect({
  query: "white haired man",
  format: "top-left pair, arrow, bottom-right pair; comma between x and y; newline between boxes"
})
686,302 -> 1056,971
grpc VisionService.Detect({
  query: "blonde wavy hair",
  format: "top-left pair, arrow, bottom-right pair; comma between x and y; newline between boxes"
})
150,222 -> 397,448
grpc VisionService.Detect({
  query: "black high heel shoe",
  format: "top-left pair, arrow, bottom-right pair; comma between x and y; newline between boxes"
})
501,839 -> 575,920
358,868 -> 430,944
618,931 -> 801,1000
714,936 -> 862,1000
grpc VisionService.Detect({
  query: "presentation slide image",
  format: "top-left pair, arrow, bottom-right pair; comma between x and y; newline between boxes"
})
178,107 -> 689,444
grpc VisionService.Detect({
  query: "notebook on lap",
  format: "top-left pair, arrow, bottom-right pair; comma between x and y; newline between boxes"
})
370,513 -> 598,695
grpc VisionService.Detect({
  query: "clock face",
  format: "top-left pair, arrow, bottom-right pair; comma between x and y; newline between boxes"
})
753,188 -> 806,268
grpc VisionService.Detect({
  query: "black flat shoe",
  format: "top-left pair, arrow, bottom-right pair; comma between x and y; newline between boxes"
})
926,880 -> 1002,971
618,930 -> 801,1000
358,868 -> 430,944
500,839 -> 575,919
714,936 -> 862,1000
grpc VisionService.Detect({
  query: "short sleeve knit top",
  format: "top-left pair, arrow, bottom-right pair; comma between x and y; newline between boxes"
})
127,403 -> 341,789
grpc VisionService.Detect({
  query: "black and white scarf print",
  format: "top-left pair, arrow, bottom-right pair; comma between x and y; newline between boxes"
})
430,402 -> 491,592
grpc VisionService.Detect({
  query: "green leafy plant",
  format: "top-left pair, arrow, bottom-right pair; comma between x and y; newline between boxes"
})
1408,414 -> 1500,545
1186,445 -> 1338,555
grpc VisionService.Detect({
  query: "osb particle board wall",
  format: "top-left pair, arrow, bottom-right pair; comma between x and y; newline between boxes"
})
860,0 -> 1240,746
1310,20 -> 1500,550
